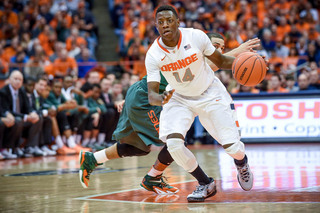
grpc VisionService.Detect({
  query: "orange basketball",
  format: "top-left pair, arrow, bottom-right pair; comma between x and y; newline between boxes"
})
232,52 -> 267,86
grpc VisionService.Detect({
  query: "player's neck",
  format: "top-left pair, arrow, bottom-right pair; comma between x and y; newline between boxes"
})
161,30 -> 180,47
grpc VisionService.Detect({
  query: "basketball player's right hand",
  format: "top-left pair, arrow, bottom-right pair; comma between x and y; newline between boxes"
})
162,89 -> 175,105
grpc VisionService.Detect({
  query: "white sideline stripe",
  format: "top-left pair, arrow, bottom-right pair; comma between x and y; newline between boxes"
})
74,179 -> 196,200
74,179 -> 319,205
291,186 -> 320,192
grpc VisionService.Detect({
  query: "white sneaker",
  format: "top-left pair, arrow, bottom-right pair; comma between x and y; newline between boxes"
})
0,152 -> 6,160
51,144 -> 58,151
187,178 -> 217,202
33,146 -> 46,156
236,163 -> 253,191
41,145 -> 57,156
1,149 -> 17,159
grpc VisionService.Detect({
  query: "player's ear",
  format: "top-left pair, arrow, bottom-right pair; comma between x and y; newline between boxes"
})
155,21 -> 159,30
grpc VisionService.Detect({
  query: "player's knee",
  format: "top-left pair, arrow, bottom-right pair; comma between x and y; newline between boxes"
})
117,142 -> 150,157
223,141 -> 245,156
166,138 -> 198,172
166,138 -> 185,152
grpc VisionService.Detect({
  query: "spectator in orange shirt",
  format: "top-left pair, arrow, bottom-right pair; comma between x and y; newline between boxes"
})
53,49 -> 78,77
276,16 -> 291,41
268,73 -> 289,93
269,50 -> 283,73
308,26 -> 319,41
0,2 -> 19,27
2,36 -> 19,63
225,31 -> 240,50
225,3 -> 238,23
38,25 -> 55,56
66,27 -> 87,52
132,54 -> 146,80
50,5 -> 72,30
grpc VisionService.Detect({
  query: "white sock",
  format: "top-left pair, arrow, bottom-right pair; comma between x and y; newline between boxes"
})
97,133 -> 106,144
93,150 -> 108,164
89,138 -> 96,144
82,138 -> 90,147
75,134 -> 82,144
147,166 -> 163,177
55,135 -> 64,148
67,135 -> 76,148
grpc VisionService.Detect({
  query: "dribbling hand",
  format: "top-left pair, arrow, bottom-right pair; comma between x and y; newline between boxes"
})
162,89 -> 175,105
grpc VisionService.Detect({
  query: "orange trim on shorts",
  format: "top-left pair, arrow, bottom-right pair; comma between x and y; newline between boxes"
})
148,110 -> 160,133
235,120 -> 240,127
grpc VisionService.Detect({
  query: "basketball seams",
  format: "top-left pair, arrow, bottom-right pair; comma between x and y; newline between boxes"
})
232,57 -> 240,76
257,58 -> 264,84
234,54 -> 256,80
243,57 -> 258,86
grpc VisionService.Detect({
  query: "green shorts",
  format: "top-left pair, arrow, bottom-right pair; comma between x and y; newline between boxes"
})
112,81 -> 164,152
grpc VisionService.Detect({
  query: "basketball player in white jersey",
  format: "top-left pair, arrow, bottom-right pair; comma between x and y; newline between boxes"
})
146,5 -> 255,202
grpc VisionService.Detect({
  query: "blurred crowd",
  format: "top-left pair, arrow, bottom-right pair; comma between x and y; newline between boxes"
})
0,0 -> 98,80
1,0 -> 320,159
111,0 -> 320,92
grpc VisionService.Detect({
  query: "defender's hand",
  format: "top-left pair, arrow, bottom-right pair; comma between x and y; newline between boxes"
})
162,89 -> 175,105
115,100 -> 125,113
238,38 -> 261,52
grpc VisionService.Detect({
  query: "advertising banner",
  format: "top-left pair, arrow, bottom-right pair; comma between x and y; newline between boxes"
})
233,93 -> 320,142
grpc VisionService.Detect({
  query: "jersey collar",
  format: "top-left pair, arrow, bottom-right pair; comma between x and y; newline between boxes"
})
156,29 -> 182,54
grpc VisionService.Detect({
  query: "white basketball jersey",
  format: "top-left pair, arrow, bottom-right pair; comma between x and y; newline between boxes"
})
146,28 -> 216,97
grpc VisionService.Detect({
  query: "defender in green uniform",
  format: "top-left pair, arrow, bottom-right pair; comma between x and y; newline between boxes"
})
79,74 -> 178,194
112,75 -> 168,151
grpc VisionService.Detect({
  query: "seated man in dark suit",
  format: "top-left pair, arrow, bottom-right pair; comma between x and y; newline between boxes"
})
0,95 -> 23,159
0,70 -> 42,157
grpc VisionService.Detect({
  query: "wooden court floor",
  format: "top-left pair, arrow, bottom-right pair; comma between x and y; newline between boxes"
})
0,143 -> 319,213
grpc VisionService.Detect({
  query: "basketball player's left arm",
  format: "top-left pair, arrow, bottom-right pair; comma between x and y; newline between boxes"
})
207,50 -> 235,70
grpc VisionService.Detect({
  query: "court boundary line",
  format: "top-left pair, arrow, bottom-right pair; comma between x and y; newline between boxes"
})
74,179 -> 196,200
74,180 -> 320,205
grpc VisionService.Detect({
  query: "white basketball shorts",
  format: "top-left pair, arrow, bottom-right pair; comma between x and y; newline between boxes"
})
159,76 -> 241,146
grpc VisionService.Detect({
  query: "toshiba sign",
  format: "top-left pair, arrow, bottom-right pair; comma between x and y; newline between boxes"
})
233,94 -> 320,142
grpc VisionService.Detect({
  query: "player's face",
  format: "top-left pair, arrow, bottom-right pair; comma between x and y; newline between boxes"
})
156,11 -> 180,45
210,37 -> 225,53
